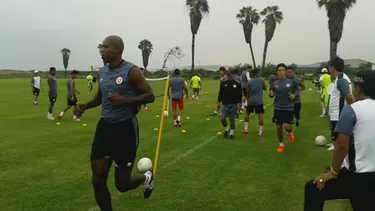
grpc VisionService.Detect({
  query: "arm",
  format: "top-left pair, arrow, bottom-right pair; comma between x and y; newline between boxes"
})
217,83 -> 223,103
337,79 -> 354,104
246,72 -> 251,81
331,105 -> 356,174
167,81 -> 171,98
237,82 -> 242,105
269,83 -> 275,98
198,78 -> 202,89
125,67 -> 155,104
80,87 -> 103,110
47,77 -> 52,92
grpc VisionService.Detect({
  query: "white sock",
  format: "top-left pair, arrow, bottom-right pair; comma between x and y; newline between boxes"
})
244,122 -> 248,130
59,111 -> 64,116
196,96 -> 199,100
177,116 -> 181,121
322,108 -> 326,114
214,110 -> 218,114
174,120 -> 177,125
192,95 -> 195,99
143,172 -> 151,185
259,126 -> 264,132
230,129 -> 235,135
241,104 -> 245,109
245,100 -> 248,107
224,127 -> 229,132
73,115 -> 77,119
279,142 -> 284,147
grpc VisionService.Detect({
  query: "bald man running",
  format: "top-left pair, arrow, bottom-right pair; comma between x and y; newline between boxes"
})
77,35 -> 155,211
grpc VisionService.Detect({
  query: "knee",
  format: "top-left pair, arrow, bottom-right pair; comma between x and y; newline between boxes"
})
92,174 -> 106,189
220,116 -> 226,121
283,124 -> 291,131
115,180 -> 131,193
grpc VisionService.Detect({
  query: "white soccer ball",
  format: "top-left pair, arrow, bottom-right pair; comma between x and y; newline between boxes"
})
315,135 -> 327,146
137,157 -> 152,173
309,88 -> 312,91
164,110 -> 168,117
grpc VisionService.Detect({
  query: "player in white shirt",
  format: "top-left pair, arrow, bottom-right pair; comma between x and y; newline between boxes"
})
304,69 -> 375,211
31,70 -> 41,105
326,57 -> 354,151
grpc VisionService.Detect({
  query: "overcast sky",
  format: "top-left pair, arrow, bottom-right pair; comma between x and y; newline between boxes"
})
0,0 -> 374,71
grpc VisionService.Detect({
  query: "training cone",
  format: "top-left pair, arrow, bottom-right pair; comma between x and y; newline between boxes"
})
186,117 -> 190,120
154,128 -> 158,131
207,118 -> 210,120
217,132 -> 222,135
56,122 -> 60,125
82,124 -> 87,127
181,130 -> 186,133
240,120 -> 243,122
156,115 -> 160,118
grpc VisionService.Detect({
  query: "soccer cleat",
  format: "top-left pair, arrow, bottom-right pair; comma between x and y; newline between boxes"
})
277,145 -> 285,152
57,115 -> 62,121
48,116 -> 55,120
241,129 -> 248,134
143,171 -> 154,199
145,108 -> 152,112
258,131 -> 264,136
327,145 -> 335,151
224,130 -> 229,138
229,134 -> 235,140
295,120 -> 300,127
288,132 -> 295,143
319,114 -> 326,118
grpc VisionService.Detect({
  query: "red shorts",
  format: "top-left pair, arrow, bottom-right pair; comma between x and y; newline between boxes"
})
172,99 -> 184,109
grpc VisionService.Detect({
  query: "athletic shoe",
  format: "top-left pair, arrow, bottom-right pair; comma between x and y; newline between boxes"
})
288,132 -> 295,143
47,116 -> 55,120
258,131 -> 264,136
327,145 -> 335,151
325,143 -> 332,147
277,145 -> 285,152
143,171 -> 154,199
241,129 -> 248,134
224,130 -> 229,138
145,108 -> 152,112
57,115 -> 62,121
229,134 -> 235,140
296,120 -> 300,127
210,112 -> 218,116
319,114 -> 326,118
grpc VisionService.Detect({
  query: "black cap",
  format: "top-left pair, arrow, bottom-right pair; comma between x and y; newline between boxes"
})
71,70 -> 79,75
354,70 -> 375,85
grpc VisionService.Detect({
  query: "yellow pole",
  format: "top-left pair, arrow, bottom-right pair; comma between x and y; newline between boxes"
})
153,77 -> 170,175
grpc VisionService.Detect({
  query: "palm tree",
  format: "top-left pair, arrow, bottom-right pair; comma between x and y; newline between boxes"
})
260,6 -> 283,70
138,39 -> 153,69
60,48 -> 71,76
186,0 -> 209,71
316,0 -> 357,60
236,6 -> 260,68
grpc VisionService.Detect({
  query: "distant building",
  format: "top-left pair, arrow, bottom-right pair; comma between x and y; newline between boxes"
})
372,64 -> 375,70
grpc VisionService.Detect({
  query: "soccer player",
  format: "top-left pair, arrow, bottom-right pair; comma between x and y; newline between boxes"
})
31,70 -> 41,105
218,70 -> 242,140
241,68 -> 267,136
168,69 -> 188,127
326,57 -> 354,151
286,67 -> 305,127
304,69 -> 375,211
190,73 -> 201,100
57,70 -> 81,121
47,67 -> 57,120
76,35 -> 155,211
319,68 -> 331,117
240,66 -> 252,110
87,72 -> 94,95
269,63 -> 298,152
213,67 -> 227,116
140,68 -> 151,111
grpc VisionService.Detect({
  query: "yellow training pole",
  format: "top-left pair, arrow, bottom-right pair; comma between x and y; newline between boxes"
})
153,77 -> 170,175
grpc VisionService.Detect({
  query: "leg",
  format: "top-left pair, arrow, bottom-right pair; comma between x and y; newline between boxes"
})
113,117 -> 154,199
171,100 -> 178,126
242,106 -> 251,134
349,172 -> 375,211
91,158 -> 113,211
228,105 -> 237,139
220,105 -> 229,138
304,171 -> 351,211
328,121 -> 338,150
256,105 -> 265,136
177,99 -> 184,124
319,96 -> 326,117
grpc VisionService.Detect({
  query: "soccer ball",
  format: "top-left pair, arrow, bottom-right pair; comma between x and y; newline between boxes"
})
315,135 -> 327,146
164,110 -> 168,117
137,157 -> 152,173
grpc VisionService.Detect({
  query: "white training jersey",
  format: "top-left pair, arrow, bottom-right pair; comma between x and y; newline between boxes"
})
32,76 -> 41,89
328,73 -> 352,121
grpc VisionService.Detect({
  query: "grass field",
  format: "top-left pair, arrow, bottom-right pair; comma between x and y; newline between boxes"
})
0,78 -> 352,211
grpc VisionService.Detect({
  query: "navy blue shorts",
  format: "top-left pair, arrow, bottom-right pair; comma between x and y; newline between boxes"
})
220,104 -> 238,119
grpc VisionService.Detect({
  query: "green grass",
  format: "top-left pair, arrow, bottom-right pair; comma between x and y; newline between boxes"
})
0,78 -> 352,211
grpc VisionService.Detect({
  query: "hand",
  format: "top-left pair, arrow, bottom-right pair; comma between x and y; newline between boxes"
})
269,90 -> 274,96
71,96 -> 74,101
108,93 -> 126,105
313,172 -> 336,190
76,91 -> 80,95
289,94 -> 295,100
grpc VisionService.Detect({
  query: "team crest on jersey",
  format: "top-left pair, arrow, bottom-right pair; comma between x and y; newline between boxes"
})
100,78 -> 103,83
233,84 -> 237,88
116,77 -> 123,84
286,84 -> 290,87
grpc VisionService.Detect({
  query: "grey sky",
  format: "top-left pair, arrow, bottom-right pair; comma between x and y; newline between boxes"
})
0,0 -> 374,71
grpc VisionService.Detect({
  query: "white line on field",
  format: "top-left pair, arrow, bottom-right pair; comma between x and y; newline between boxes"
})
88,102 -> 273,210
